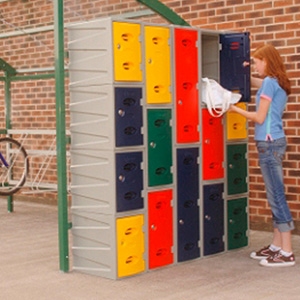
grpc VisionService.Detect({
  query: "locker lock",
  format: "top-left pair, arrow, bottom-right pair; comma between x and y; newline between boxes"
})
229,164 -> 234,169
151,224 -> 157,231
118,175 -> 125,182
205,139 -> 210,144
150,141 -> 156,148
118,109 -> 125,117
205,215 -> 211,221
179,219 -> 184,225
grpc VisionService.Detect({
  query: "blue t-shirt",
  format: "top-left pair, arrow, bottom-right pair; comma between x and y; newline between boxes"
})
255,77 -> 287,141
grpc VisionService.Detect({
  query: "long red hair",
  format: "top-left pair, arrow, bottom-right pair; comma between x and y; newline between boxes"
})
253,44 -> 291,95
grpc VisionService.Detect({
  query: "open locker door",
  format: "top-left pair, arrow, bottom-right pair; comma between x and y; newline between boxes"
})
220,32 -> 250,102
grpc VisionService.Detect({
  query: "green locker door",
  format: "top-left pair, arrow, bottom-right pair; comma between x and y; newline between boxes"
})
147,109 -> 173,186
227,198 -> 248,250
227,144 -> 247,195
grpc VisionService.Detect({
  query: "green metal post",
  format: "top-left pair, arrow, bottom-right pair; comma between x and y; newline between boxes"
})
136,0 -> 190,26
53,0 -> 69,272
4,73 -> 13,213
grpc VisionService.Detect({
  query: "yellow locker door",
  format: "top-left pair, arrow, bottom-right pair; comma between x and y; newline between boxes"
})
117,214 -> 145,278
226,102 -> 247,140
113,22 -> 142,82
144,26 -> 172,104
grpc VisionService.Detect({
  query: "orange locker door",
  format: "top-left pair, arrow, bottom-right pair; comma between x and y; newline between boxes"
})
148,189 -> 173,269
117,215 -> 145,278
113,22 -> 142,82
226,102 -> 247,140
175,28 -> 199,143
202,109 -> 224,180
144,26 -> 171,104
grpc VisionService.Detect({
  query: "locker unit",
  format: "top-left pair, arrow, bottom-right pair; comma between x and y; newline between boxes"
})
177,148 -> 200,262
144,25 -> 172,104
113,22 -> 143,82
117,214 -> 145,277
71,148 -> 117,215
115,87 -> 143,147
227,198 -> 248,250
226,102 -> 247,140
68,18 -> 142,86
72,211 -> 116,279
69,17 -> 250,280
203,183 -> 224,256
220,32 -> 251,102
148,189 -> 173,269
174,27 -> 200,144
226,144 -> 248,195
116,152 -> 144,212
147,109 -> 173,187
202,108 -> 224,180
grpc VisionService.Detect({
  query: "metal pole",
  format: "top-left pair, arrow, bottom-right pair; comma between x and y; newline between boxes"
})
53,0 -> 69,272
4,73 -> 13,213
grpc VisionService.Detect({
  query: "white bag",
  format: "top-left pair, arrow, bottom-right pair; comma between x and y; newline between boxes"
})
201,78 -> 242,117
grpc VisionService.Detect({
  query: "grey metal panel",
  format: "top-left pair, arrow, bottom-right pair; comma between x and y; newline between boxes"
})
70,148 -> 116,214
70,85 -> 115,150
72,210 -> 117,279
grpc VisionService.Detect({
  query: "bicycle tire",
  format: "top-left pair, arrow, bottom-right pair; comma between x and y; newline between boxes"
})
0,137 -> 29,196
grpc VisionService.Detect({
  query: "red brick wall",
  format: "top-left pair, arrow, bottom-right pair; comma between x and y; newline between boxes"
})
0,0 -> 299,228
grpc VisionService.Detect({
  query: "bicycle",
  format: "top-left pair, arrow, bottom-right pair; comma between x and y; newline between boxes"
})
0,137 -> 29,196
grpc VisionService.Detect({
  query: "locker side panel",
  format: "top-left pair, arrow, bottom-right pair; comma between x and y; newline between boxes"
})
72,211 -> 117,279
70,149 -> 116,214
68,18 -> 114,85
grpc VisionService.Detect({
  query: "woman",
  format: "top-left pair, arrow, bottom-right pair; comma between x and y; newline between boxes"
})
229,44 -> 295,267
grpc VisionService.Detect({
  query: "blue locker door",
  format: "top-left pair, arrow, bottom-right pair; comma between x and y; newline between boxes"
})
115,87 -> 143,147
203,183 -> 224,256
177,148 -> 200,262
116,152 -> 144,212
220,32 -> 250,102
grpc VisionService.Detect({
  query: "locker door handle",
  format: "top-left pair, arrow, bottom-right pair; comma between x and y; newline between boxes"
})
243,61 -> 250,67
205,215 -> 211,221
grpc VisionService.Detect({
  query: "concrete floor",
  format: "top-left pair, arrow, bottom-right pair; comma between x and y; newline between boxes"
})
1,200 -> 300,300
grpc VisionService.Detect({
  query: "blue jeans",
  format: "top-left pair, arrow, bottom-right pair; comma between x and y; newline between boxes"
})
256,137 -> 294,232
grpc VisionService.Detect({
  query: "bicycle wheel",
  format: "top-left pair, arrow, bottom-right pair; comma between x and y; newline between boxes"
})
0,137 -> 29,196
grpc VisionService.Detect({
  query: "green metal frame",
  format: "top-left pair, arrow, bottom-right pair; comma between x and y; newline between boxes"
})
0,0 -> 69,273
136,0 -> 190,26
1,0 -> 191,275
54,0 -> 69,272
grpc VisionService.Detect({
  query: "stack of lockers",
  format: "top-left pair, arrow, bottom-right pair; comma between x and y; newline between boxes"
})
68,17 -> 250,280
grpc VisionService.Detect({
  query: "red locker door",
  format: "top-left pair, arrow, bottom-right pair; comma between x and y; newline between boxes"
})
175,28 -> 199,143
148,189 -> 173,269
202,109 -> 224,180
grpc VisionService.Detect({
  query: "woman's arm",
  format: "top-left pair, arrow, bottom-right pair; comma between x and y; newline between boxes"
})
251,76 -> 263,88
228,97 -> 270,124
